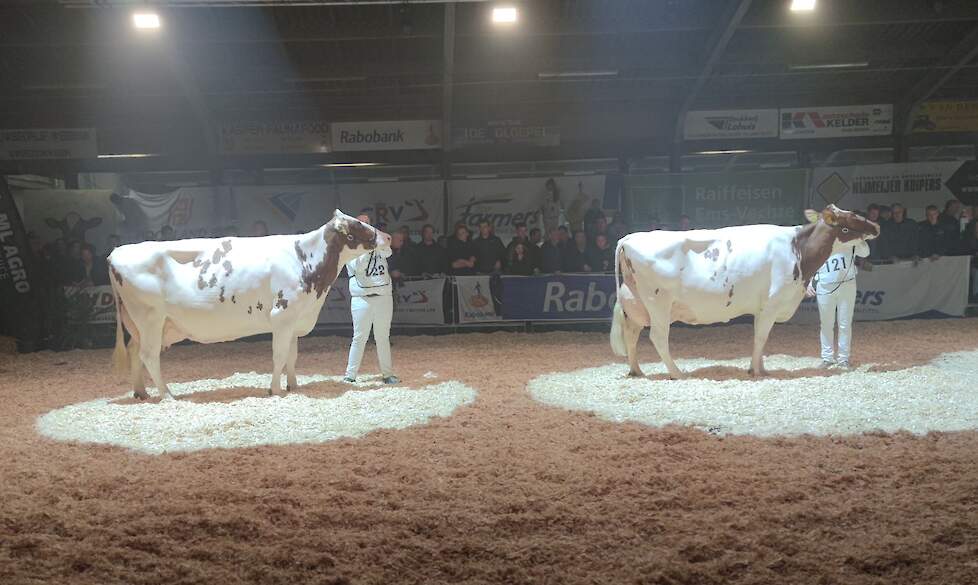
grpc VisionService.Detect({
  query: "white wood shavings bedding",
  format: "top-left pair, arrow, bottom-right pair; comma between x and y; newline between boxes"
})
527,352 -> 978,437
36,372 -> 476,455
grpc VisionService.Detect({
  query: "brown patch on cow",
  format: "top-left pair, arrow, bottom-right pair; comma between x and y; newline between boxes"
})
725,301 -> 732,307
728,286 -> 734,298
294,241 -> 307,262
301,217 -> 380,299
654,288 -> 659,295
223,260 -> 233,277
726,240 -> 732,253
247,306 -> 252,314
256,300 -> 264,312
275,290 -> 289,310
222,240 -> 232,253
197,275 -> 207,290
218,287 -> 226,303
208,274 -> 218,288
231,295 -> 236,304
110,264 -> 124,286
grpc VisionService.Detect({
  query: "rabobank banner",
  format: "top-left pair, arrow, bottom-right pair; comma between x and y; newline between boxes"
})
330,120 -> 442,151
501,274 -> 617,321
790,256 -> 969,324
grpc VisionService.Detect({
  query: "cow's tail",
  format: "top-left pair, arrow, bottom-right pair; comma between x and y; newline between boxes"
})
110,276 -> 128,379
610,242 -> 628,357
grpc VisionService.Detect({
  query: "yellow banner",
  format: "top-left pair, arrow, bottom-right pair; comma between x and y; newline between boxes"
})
911,101 -> 978,133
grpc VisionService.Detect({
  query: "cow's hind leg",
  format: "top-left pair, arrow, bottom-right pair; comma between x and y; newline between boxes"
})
137,313 -> 173,401
648,303 -> 683,379
269,331 -> 291,396
623,318 -> 644,377
286,336 -> 299,392
128,337 -> 148,400
749,312 -> 777,377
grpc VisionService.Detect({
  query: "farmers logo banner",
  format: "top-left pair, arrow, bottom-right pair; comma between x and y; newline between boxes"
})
684,109 -> 779,140
790,256 -> 969,324
219,121 -> 330,155
627,170 -> 808,229
335,180 -> 444,234
910,101 -> 978,133
780,104 -> 893,139
330,120 -> 442,151
0,128 -> 97,160
810,161 -> 978,218
449,175 -> 607,240
501,274 -> 617,321
317,278 -> 445,325
455,275 -> 500,323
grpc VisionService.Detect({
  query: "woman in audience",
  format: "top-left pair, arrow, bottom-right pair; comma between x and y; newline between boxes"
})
446,225 -> 477,275
506,243 -> 537,276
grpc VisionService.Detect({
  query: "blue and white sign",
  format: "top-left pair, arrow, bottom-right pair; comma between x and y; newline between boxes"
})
501,274 -> 617,321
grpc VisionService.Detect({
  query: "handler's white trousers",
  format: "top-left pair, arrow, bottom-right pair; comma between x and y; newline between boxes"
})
816,279 -> 857,363
345,294 -> 394,379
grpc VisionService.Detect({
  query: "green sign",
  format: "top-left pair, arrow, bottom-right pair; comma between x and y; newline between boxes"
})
627,169 -> 809,229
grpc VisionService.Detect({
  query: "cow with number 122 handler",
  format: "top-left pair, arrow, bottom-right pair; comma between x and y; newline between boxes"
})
107,209 -> 390,400
611,204 -> 880,379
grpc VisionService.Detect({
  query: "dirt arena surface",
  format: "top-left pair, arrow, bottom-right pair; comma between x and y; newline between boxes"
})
2,319 -> 978,585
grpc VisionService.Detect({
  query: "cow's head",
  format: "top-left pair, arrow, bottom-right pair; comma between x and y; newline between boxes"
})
325,209 -> 391,262
804,203 -> 880,252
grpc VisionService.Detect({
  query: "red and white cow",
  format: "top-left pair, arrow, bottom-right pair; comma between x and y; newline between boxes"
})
611,204 -> 880,378
107,209 -> 390,400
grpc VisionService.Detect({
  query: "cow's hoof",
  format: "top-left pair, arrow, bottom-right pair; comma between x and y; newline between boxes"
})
668,373 -> 685,380
627,370 -> 644,378
748,368 -> 769,378
133,390 -> 149,400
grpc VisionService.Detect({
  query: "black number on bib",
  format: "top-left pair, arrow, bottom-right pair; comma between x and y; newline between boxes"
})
365,253 -> 386,277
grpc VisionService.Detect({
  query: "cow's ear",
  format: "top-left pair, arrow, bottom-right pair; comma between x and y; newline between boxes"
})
822,207 -> 838,226
804,209 -> 819,224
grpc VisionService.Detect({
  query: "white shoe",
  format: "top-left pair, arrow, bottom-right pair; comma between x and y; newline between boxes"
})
817,360 -> 834,369
835,361 -> 851,370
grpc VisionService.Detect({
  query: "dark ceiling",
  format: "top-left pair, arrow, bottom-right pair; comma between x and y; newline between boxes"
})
1,0 -> 978,169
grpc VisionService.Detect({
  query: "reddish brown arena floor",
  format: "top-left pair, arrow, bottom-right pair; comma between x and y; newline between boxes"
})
2,319 -> 978,585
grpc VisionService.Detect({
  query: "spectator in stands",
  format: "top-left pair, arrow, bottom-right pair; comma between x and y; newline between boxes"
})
387,232 -> 414,283
677,215 -> 691,231
591,216 -> 608,246
962,219 -> 978,301
586,234 -> 614,273
562,230 -> 591,272
918,204 -> 957,258
251,221 -> 269,237
540,178 -> 563,235
77,243 -> 109,286
472,220 -> 506,273
557,225 -> 570,247
507,222 -> 531,255
445,221 -> 465,246
160,225 -> 176,241
583,198 -> 605,241
881,203 -> 918,261
506,243 -> 537,276
437,235 -> 447,248
939,199 -> 964,252
539,227 -> 563,273
413,224 -> 447,275
879,205 -> 893,224
607,212 -> 629,245
399,226 -> 414,248
446,225 -> 477,275
864,204 -> 883,261
529,227 -> 542,248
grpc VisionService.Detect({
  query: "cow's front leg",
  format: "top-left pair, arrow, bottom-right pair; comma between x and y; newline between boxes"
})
269,331 -> 291,396
749,313 -> 777,377
286,336 -> 299,392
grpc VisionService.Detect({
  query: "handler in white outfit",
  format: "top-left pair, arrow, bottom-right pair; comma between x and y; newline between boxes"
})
344,214 -> 399,384
807,239 -> 870,369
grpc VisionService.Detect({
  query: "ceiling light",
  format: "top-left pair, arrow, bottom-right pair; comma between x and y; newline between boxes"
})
789,62 -> 868,71
97,153 -> 158,159
693,150 -> 752,155
790,0 -> 816,12
132,12 -> 161,30
320,162 -> 381,168
492,6 -> 518,25
538,70 -> 619,79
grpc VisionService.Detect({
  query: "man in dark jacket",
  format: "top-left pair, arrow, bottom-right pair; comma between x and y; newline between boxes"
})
411,224 -> 447,275
562,230 -> 591,272
881,203 -> 919,260
938,199 -> 963,253
471,221 -> 506,274
539,228 -> 563,274
585,234 -> 614,273
918,205 -> 957,258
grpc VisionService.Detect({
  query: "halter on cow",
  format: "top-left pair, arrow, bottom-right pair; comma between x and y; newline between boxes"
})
107,209 -> 390,400
611,204 -> 880,379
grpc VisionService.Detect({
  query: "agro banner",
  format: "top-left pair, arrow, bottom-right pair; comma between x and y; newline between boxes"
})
335,180 -> 444,234
317,278 -> 446,325
62,285 -> 116,324
218,121 -> 330,155
330,120 -> 442,151
780,104 -> 893,139
449,175 -> 607,240
627,169 -> 808,229
0,128 -> 98,160
910,101 -> 978,133
809,161 -> 978,218
111,187 -> 228,242
1,177 -> 44,348
455,275 -> 500,323
501,274 -> 617,321
13,189 -> 120,250
453,119 -> 560,147
232,185 -> 338,235
683,109 -> 779,140
790,256 -> 969,324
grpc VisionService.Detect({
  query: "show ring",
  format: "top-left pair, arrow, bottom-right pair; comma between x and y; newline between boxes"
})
36,372 -> 476,455
527,351 -> 978,437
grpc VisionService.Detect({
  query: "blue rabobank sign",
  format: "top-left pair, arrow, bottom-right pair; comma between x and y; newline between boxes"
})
501,274 -> 616,320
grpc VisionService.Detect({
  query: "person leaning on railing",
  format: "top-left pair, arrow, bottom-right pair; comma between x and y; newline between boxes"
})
412,224 -> 448,276
878,203 -> 919,262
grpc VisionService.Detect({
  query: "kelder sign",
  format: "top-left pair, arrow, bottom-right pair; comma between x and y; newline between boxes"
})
627,169 -> 808,229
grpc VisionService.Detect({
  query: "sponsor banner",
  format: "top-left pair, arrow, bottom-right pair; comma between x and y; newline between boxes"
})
335,180 -> 444,234
910,101 -> 978,133
453,120 -> 560,147
684,109 -> 779,140
780,104 -> 893,139
111,187 -> 228,242
13,189 -> 121,251
790,256 -> 969,323
1,177 -> 45,348
501,274 -> 617,321
455,275 -> 500,323
62,285 -> 117,324
627,169 -> 808,229
218,121 -> 330,155
231,185 -> 338,235
317,278 -> 445,325
810,161 -> 978,218
449,175 -> 607,240
0,128 -> 98,160
330,120 -> 442,151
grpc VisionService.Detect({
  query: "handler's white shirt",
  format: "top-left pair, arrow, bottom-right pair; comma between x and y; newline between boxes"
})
346,248 -> 393,297
815,240 -> 869,293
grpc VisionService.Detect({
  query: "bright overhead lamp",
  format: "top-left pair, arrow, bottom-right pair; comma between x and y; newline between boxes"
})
319,162 -> 381,168
790,0 -> 816,12
492,6 -> 518,25
538,70 -> 619,79
693,149 -> 752,155
132,12 -> 161,30
97,153 -> 159,159
789,62 -> 868,71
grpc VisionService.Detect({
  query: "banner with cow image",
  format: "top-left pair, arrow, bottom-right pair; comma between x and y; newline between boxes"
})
231,185 -> 338,236
316,278 -> 446,325
13,189 -> 121,252
334,180 -> 444,236
449,175 -> 607,241
809,161 -> 978,219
